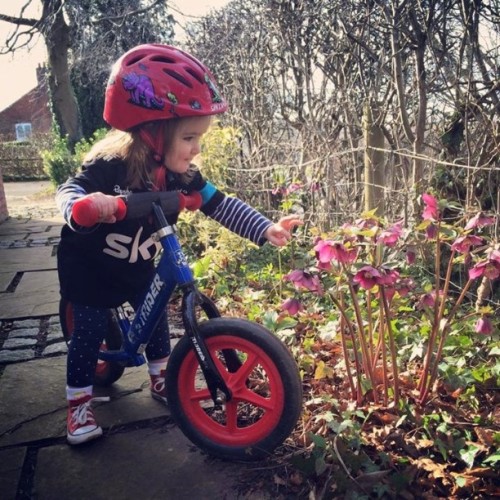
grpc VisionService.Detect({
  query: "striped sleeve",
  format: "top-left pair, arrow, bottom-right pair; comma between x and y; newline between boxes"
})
55,182 -> 93,232
208,196 -> 272,246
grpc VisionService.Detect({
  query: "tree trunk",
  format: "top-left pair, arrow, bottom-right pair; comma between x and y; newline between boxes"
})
41,0 -> 82,150
363,100 -> 385,215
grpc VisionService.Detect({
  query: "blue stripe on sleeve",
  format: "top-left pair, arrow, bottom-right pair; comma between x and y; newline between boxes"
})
199,182 -> 217,204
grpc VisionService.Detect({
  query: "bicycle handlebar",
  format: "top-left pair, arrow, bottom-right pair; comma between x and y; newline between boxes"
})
72,191 -> 203,227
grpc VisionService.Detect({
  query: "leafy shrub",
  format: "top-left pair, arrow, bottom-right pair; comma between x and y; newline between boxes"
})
279,193 -> 499,406
41,128 -> 108,186
41,135 -> 76,186
73,128 -> 108,165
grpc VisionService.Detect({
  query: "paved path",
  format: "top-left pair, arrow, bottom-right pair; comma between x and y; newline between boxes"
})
0,182 -> 266,500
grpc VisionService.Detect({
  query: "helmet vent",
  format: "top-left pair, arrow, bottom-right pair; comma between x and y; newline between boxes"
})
150,55 -> 176,64
162,69 -> 193,88
186,68 -> 204,85
126,55 -> 146,66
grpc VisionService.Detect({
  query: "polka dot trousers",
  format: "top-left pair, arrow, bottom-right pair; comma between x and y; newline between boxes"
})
67,303 -> 170,388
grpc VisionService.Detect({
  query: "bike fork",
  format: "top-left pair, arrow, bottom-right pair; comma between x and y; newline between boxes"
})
182,288 -> 237,405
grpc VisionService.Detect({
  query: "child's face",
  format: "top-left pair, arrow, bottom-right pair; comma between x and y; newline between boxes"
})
164,116 -> 211,174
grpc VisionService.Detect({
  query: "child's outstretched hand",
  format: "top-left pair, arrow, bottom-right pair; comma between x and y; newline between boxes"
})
265,215 -> 304,247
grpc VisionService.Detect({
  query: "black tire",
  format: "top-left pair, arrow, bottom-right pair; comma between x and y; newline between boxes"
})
59,298 -> 125,386
166,318 -> 302,461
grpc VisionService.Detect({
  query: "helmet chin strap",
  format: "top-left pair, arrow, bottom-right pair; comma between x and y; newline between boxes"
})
139,123 -> 167,191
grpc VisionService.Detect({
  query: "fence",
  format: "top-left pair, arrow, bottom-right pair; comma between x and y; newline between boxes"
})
0,136 -> 51,181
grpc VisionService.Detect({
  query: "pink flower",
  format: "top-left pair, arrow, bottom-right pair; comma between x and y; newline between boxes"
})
309,182 -> 321,193
317,260 -> 333,271
469,261 -> 500,280
314,240 -> 358,265
284,270 -> 323,294
422,193 -> 439,220
417,290 -> 444,309
354,217 -> 379,230
475,316 -> 493,335
272,186 -> 285,195
377,221 -> 403,247
353,266 -> 382,289
383,287 -> 396,302
314,240 -> 337,263
405,246 -> 416,265
285,183 -> 303,195
377,267 -> 400,286
451,235 -> 484,254
281,298 -> 303,315
464,213 -> 495,231
469,250 -> 500,280
395,277 -> 415,297
488,249 -> 500,264
375,268 -> 401,302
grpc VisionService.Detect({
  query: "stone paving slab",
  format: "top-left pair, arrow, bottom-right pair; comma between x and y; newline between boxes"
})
35,225 -> 62,239
34,427 -> 246,500
0,246 -> 56,273
0,222 -> 51,235
0,447 -> 26,500
0,270 -> 59,319
0,271 -> 15,292
0,357 -> 168,448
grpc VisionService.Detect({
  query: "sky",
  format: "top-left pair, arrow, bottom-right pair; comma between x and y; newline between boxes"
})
0,0 -> 230,111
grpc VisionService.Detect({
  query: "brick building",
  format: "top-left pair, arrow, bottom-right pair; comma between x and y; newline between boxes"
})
0,64 -> 52,141
0,65 -> 52,221
0,167 -> 7,222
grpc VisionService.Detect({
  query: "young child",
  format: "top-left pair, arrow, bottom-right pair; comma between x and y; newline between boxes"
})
56,44 -> 302,445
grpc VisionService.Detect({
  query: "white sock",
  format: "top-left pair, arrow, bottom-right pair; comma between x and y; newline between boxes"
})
147,357 -> 169,376
66,385 -> 93,401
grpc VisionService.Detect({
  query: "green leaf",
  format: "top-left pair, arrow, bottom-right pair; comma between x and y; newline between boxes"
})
482,452 -> 500,465
459,445 -> 480,468
262,311 -> 278,330
275,317 -> 298,331
310,433 -> 327,449
315,456 -> 328,475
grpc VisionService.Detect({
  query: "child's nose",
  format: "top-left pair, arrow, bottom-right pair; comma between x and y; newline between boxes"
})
192,142 -> 201,155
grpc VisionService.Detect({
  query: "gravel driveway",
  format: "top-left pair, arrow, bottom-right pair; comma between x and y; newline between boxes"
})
3,181 -> 60,219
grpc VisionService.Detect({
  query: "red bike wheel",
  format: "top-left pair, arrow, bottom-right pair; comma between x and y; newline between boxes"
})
59,299 -> 125,386
166,318 -> 302,460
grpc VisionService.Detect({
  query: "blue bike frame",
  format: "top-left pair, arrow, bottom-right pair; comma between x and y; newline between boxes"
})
99,202 -> 233,403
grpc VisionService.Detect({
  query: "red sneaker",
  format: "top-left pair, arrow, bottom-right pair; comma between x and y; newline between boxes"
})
150,370 -> 168,405
67,395 -> 108,445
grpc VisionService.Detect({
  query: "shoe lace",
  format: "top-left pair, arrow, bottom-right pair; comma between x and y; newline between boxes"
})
71,397 -> 110,425
152,377 -> 165,393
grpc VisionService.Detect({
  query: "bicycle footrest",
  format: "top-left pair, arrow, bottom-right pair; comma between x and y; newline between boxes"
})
99,349 -> 146,367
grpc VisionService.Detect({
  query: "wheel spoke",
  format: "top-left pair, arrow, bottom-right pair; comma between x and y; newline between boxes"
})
225,401 -> 239,433
236,388 -> 275,411
226,351 -> 259,389
188,387 -> 211,402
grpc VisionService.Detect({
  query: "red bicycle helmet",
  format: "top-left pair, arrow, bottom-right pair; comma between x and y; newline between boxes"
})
104,44 -> 228,131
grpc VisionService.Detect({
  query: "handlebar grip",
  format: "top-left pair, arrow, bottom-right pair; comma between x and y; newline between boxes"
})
180,192 -> 203,211
72,198 -> 99,227
115,197 -> 127,221
72,197 -> 127,227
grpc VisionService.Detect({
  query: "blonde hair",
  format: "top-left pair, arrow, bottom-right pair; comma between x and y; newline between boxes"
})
84,118 -> 192,189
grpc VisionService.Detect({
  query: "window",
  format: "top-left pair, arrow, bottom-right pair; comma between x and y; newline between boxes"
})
15,122 -> 32,141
